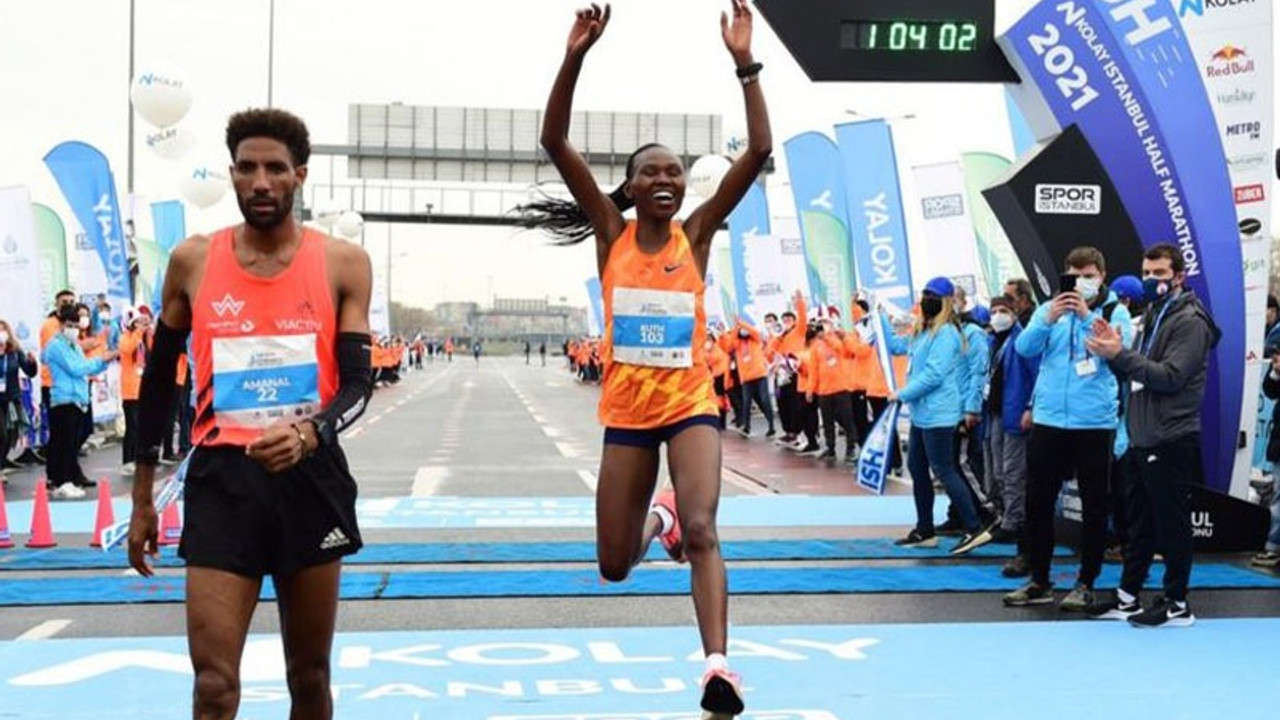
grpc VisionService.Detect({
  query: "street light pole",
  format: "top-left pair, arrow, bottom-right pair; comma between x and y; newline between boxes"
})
126,0 -> 136,193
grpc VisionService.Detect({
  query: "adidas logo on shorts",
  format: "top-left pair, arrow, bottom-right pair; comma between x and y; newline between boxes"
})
320,527 -> 351,550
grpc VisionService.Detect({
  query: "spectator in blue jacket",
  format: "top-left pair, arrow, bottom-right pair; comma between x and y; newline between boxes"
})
42,304 -> 116,499
0,319 -> 38,478
1004,246 -> 1131,611
982,296 -> 1042,578
886,277 -> 996,556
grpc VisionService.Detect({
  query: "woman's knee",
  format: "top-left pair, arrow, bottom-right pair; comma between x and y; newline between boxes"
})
680,515 -> 720,557
193,666 -> 240,718
286,657 -> 331,699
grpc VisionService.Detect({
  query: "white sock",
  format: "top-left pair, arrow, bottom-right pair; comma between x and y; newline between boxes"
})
651,504 -> 675,535
704,652 -> 729,674
1117,588 -> 1137,605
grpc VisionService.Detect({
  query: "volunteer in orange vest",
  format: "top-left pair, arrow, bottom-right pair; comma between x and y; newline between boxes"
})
765,290 -> 807,445
728,318 -> 774,437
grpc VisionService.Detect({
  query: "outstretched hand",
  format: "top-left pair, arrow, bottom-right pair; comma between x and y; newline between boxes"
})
567,3 -> 611,57
720,0 -> 754,64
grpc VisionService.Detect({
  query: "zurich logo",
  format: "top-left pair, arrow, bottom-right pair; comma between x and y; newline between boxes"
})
211,293 -> 245,318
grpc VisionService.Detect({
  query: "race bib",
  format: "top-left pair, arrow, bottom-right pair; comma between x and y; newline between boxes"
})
211,334 -> 320,430
610,287 -> 695,368
1075,358 -> 1098,377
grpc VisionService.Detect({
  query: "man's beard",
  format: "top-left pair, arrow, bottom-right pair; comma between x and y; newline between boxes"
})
239,195 -> 293,231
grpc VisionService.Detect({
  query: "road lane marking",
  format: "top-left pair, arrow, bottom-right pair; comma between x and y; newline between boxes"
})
577,470 -> 598,491
411,466 -> 449,497
16,620 -> 72,641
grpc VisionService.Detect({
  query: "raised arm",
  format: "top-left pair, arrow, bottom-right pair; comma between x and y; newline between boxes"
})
684,0 -> 773,257
540,4 -> 625,263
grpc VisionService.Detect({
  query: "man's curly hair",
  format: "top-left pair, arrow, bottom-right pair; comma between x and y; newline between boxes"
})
225,108 -> 311,167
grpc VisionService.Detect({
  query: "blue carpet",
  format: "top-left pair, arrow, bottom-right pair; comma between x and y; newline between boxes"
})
0,538 -> 1065,571
1,563 -> 1275,606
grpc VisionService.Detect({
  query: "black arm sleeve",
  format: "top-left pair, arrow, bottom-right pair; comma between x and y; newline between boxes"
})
136,321 -> 189,465
310,332 -> 373,447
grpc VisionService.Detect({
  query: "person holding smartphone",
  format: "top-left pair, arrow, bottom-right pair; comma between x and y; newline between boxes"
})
1003,247 -> 1132,611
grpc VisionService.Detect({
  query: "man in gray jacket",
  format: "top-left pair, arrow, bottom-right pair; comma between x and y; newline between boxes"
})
1083,243 -> 1219,628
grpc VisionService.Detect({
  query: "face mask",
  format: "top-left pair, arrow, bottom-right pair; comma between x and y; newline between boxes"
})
0,331 -> 8,345
63,327 -> 80,340
920,296 -> 943,319
77,317 -> 90,329
1143,277 -> 1173,304
1076,277 -> 1102,301
990,313 -> 1014,333
98,312 -> 110,321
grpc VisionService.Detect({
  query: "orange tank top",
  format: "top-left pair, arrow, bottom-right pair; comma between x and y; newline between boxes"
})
599,221 -> 717,429
190,227 -> 338,447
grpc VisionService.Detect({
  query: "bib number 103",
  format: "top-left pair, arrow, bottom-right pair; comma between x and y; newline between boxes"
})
639,324 -> 665,345
1025,14 -> 1098,112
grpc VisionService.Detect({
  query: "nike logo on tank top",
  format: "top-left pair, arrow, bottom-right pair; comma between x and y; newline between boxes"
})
191,227 -> 338,446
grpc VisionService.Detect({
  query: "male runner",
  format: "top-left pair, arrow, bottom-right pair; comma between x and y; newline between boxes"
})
128,107 -> 373,720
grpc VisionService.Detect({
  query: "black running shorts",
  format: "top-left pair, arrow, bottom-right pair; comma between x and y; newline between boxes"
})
178,443 -> 363,578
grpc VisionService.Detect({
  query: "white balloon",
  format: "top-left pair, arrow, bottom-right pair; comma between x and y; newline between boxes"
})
335,211 -> 364,238
179,159 -> 229,209
145,125 -> 196,161
722,123 -> 749,161
689,155 -> 732,198
130,62 -> 193,128
313,197 -> 343,228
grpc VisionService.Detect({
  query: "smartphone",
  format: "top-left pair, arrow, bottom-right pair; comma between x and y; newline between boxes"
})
1058,273 -> 1077,294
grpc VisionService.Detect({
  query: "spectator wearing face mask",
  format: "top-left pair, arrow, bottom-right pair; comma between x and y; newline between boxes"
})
0,320 -> 38,479
727,319 -> 775,438
1004,246 -> 1132,612
982,296 -> 1041,577
42,304 -> 118,499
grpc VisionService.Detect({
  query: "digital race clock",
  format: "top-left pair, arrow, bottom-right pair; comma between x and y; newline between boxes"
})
756,0 -> 1018,83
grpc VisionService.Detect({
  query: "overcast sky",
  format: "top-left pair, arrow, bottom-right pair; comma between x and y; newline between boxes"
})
1,0 -> 1274,310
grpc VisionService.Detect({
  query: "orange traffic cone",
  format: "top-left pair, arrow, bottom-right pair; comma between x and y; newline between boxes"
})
0,481 -> 13,549
90,478 -> 115,548
26,480 -> 57,548
158,500 -> 182,546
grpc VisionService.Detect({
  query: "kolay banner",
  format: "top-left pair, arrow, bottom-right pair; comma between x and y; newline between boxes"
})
1172,0 -> 1275,495
727,182 -> 782,327
0,186 -> 46,351
1000,0 -> 1243,494
835,120 -> 914,313
783,132 -> 856,327
910,161 -> 986,306
43,141 -> 132,314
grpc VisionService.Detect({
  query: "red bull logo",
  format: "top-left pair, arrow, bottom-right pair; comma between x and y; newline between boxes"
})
1207,45 -> 1255,77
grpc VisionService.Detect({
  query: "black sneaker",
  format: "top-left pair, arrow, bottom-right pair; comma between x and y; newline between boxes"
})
1128,597 -> 1195,628
894,528 -> 938,548
819,449 -> 836,459
797,442 -> 820,453
765,428 -> 777,438
1003,581 -> 1054,606
1087,593 -> 1143,621
951,526 -> 994,555
1,458 -> 21,471
935,517 -> 965,537
73,475 -> 97,489
1001,553 -> 1031,578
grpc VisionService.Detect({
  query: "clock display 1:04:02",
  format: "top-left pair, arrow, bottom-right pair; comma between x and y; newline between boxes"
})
843,20 -> 980,52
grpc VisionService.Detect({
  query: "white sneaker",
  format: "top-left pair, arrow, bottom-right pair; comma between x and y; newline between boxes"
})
49,483 -> 86,500
120,462 -> 136,475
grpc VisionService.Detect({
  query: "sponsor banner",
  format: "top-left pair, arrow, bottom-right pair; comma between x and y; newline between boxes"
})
0,187 -> 46,355
774,217 -> 812,303
30,203 -> 68,312
1001,0 -> 1243,493
89,362 -> 120,423
910,162 -> 985,306
150,199 -> 186,253
67,214 -> 108,304
702,259 -> 729,332
714,244 -> 738,327
133,238 -> 169,313
835,120 -> 915,312
783,132 -> 856,326
1174,0 -> 1273,496
727,182 -> 778,327
1005,88 -> 1039,157
369,268 -> 390,337
1034,183 -> 1102,214
737,234 -> 789,327
959,152 -> 1021,299
584,278 -> 604,337
42,142 -> 132,314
